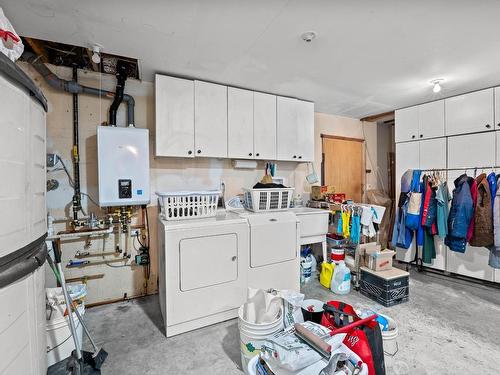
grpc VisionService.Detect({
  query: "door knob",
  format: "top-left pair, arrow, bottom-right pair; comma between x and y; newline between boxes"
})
298,156 -> 302,159
256,153 -> 260,157
231,256 -> 237,261
197,149 -> 201,154
486,124 -> 491,129
411,135 -> 416,139
248,152 -> 252,156
188,150 -> 192,155
419,134 -> 423,138
293,155 -> 297,159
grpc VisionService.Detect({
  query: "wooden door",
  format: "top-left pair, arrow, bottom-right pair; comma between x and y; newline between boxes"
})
322,136 -> 364,202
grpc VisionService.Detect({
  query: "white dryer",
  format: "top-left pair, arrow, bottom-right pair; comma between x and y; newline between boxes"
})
157,212 -> 249,337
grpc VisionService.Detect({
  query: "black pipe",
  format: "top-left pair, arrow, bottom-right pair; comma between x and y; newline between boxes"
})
109,61 -> 128,126
72,66 -> 82,221
25,53 -> 135,126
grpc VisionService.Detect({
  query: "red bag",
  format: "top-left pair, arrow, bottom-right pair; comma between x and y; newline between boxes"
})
321,301 -> 386,375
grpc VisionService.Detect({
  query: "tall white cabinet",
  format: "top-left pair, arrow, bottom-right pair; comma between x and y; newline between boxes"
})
395,86 -> 500,283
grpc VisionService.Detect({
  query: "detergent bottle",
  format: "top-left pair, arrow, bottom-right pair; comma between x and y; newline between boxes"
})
330,260 -> 351,295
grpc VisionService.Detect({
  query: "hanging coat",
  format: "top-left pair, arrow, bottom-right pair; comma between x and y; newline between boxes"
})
466,177 -> 478,242
445,174 -> 474,253
487,172 -> 497,209
436,181 -> 450,239
391,170 -> 414,249
470,173 -> 494,247
488,185 -> 500,268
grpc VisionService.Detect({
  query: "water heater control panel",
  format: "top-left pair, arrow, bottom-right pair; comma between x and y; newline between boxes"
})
97,126 -> 150,207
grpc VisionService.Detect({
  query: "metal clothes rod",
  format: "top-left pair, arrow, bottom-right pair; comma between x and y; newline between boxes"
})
420,166 -> 500,172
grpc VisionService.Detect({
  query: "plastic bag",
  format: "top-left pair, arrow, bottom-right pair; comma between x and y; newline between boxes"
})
260,321 -> 346,372
0,7 -> 23,62
275,289 -> 305,327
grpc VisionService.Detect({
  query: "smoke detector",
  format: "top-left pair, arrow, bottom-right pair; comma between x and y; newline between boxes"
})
301,31 -> 317,43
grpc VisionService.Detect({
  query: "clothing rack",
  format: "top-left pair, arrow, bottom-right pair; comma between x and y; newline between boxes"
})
406,166 -> 499,273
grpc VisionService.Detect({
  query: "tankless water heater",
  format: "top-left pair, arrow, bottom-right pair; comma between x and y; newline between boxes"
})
97,125 -> 150,207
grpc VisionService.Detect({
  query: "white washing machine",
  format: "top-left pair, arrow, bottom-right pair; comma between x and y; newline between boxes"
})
239,211 -> 300,292
157,212 -> 249,337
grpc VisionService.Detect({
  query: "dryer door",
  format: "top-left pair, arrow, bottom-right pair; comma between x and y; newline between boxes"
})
248,212 -> 298,268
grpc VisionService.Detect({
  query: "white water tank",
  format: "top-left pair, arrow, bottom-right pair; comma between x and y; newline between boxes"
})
0,59 -> 47,375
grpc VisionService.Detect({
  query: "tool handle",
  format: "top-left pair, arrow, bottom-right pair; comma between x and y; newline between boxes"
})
331,314 -> 378,335
294,323 -> 332,354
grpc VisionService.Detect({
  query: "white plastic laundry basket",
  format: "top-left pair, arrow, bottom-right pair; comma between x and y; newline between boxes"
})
243,188 -> 294,212
156,190 -> 220,220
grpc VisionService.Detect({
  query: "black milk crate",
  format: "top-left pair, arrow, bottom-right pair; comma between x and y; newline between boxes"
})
360,268 -> 409,307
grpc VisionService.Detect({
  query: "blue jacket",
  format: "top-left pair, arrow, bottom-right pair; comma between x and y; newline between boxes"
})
445,174 -> 474,252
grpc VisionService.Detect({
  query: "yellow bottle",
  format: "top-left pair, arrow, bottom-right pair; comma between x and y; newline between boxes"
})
319,262 -> 335,289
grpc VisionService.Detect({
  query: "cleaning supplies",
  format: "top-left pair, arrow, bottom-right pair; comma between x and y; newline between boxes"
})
320,262 -> 334,289
330,260 -> 351,295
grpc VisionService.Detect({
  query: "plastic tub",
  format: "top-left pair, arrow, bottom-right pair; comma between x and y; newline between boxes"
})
238,305 -> 284,374
301,299 -> 324,324
379,314 -> 399,356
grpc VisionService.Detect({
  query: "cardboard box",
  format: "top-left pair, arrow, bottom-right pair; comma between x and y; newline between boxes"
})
311,185 -> 335,201
359,242 -> 381,267
366,249 -> 395,271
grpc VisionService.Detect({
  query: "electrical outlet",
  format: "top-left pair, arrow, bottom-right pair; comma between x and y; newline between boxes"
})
130,229 -> 140,237
47,153 -> 58,168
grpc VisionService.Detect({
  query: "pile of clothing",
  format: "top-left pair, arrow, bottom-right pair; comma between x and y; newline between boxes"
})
392,169 -> 500,268
334,204 -> 385,245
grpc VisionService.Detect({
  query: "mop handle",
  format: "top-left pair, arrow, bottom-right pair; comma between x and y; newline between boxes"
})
329,314 -> 378,335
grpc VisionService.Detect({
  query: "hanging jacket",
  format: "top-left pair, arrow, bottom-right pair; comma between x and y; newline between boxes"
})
488,186 -> 500,268
470,173 -> 494,247
406,170 -> 422,230
487,172 -> 497,210
391,170 -> 414,249
436,181 -> 450,239
466,177 -> 478,242
421,175 -> 438,234
445,174 -> 474,253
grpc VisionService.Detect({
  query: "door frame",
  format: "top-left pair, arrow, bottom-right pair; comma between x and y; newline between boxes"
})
320,134 -> 366,201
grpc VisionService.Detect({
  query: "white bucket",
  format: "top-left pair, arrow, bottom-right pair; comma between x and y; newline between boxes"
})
46,304 -> 85,367
380,314 -> 398,357
300,257 -> 313,283
238,305 -> 284,374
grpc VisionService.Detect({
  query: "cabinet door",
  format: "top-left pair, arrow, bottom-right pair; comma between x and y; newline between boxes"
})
445,88 -> 494,136
194,80 -> 227,157
276,96 -> 298,161
296,100 -> 315,162
447,246 -> 494,281
254,92 -> 277,160
419,138 -> 446,170
228,87 -> 254,159
418,100 -> 445,139
155,75 -> 194,157
447,133 -> 495,169
495,87 -> 500,130
395,106 -> 418,143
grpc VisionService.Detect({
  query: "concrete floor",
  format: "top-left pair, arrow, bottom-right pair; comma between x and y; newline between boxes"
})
83,268 -> 500,374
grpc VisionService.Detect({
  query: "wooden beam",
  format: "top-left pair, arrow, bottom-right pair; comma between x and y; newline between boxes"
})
24,37 -> 49,63
360,111 -> 395,123
320,134 -> 365,143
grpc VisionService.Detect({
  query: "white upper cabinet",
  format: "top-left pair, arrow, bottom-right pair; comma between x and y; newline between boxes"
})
194,80 -> 228,158
296,100 -> 315,162
253,92 -> 277,160
419,138 -> 446,170
395,106 -> 418,142
155,75 -> 195,157
495,87 -> 500,130
277,96 -> 299,161
395,100 -> 444,143
445,88 -> 494,136
228,87 -> 254,159
418,100 -> 445,140
447,132 -> 495,169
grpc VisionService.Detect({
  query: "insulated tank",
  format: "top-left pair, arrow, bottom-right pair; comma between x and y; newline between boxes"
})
0,54 -> 48,375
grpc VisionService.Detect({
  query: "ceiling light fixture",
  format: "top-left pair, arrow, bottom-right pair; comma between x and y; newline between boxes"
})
91,44 -> 102,64
431,79 -> 444,93
301,31 -> 317,43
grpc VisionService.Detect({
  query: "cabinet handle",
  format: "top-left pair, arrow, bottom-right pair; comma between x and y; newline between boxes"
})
197,149 -> 201,154
187,150 -> 192,155
486,124 -> 491,129
298,156 -> 302,159
293,155 -> 297,159
248,152 -> 252,156
256,153 -> 260,157
411,135 -> 416,139
419,134 -> 423,138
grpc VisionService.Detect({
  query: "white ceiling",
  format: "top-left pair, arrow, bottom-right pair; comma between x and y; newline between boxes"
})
3,0 -> 500,118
